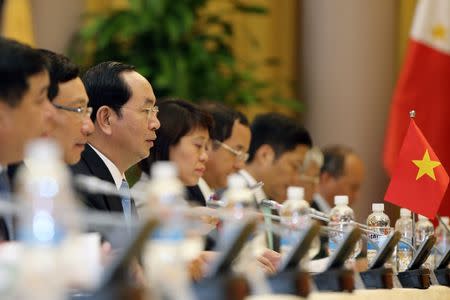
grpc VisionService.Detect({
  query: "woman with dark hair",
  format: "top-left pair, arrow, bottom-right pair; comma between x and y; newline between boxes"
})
134,98 -> 213,212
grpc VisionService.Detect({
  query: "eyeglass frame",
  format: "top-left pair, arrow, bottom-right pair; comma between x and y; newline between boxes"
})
53,103 -> 93,118
122,105 -> 159,121
298,174 -> 320,184
213,140 -> 249,162
142,106 -> 159,120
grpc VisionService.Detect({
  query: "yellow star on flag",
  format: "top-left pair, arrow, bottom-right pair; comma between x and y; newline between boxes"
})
431,24 -> 447,41
412,149 -> 441,180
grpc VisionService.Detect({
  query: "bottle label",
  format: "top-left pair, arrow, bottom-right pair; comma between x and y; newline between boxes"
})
398,240 -> 410,251
367,227 -> 389,250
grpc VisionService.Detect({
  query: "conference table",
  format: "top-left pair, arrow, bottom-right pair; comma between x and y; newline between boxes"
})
246,285 -> 450,300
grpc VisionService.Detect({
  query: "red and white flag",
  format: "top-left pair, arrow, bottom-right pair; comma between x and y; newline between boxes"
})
384,0 -> 450,216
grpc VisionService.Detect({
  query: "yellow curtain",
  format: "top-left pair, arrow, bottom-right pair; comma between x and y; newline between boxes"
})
1,0 -> 35,46
83,0 -> 299,115
204,0 -> 300,115
396,0 -> 418,72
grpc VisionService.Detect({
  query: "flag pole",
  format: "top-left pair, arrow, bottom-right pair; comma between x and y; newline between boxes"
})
409,110 -> 417,248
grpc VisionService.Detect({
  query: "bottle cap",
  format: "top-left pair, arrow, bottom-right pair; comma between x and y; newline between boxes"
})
151,161 -> 178,179
227,174 -> 247,189
400,208 -> 411,217
418,214 -> 428,221
372,203 -> 384,212
334,195 -> 348,206
287,186 -> 304,201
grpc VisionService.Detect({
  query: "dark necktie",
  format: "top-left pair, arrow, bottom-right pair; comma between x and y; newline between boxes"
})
0,170 -> 12,241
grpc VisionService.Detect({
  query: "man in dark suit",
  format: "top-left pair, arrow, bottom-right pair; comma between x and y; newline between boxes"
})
311,145 -> 365,259
0,38 -> 55,241
71,62 -> 160,218
197,102 -> 251,204
238,113 -> 313,251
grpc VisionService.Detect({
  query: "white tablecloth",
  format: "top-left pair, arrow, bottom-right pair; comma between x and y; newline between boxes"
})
246,285 -> 450,300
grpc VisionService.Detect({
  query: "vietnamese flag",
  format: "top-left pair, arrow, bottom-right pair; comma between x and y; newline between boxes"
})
384,119 -> 449,219
383,0 -> 450,216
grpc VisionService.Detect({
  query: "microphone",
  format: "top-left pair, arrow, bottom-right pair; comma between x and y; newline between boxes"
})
74,174 -> 147,201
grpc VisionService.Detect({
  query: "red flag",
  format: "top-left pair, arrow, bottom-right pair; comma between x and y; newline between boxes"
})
384,119 -> 449,219
383,0 -> 450,216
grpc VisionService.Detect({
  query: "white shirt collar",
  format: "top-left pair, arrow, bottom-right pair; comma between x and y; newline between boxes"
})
313,192 -> 331,213
198,177 -> 214,201
89,144 -> 126,190
238,169 -> 267,203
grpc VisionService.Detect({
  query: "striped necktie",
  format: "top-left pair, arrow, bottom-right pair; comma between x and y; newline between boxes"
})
120,179 -> 136,222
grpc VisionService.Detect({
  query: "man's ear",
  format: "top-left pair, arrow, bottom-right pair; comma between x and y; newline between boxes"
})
96,106 -> 114,135
254,144 -> 275,166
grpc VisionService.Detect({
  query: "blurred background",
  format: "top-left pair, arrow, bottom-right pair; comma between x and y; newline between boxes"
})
0,0 -> 420,222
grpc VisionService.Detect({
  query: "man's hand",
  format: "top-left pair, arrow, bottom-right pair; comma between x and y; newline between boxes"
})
256,249 -> 281,274
188,251 -> 218,281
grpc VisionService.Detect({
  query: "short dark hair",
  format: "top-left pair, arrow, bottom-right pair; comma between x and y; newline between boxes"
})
248,112 -> 312,162
81,61 -> 136,122
37,49 -> 79,101
201,102 -> 249,145
0,37 -> 48,107
320,145 -> 355,178
140,98 -> 213,175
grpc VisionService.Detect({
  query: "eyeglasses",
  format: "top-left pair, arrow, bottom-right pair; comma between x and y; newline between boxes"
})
299,174 -> 319,184
53,103 -> 93,118
143,106 -> 159,120
213,140 -> 249,162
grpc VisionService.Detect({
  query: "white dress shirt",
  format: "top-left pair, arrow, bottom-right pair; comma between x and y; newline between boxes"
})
197,177 -> 214,202
90,144 -> 126,190
312,192 -> 332,213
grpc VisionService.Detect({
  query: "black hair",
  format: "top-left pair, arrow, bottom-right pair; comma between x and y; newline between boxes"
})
200,102 -> 249,146
140,98 -> 213,175
81,61 -> 136,122
37,49 -> 79,101
320,145 -> 354,178
0,37 -> 48,107
247,112 -> 312,162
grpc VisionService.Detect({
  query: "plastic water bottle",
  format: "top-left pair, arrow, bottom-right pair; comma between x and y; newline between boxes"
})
280,186 -> 318,258
435,216 -> 450,266
143,162 -> 195,300
366,203 -> 390,265
395,208 -> 413,272
220,174 -> 254,252
15,139 -> 79,300
328,195 -> 356,256
415,214 -> 435,269
223,174 -> 273,295
222,174 -> 254,218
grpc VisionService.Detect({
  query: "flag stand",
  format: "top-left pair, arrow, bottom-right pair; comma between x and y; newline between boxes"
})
409,110 -> 417,249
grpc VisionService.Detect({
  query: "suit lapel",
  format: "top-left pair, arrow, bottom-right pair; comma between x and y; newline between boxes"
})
80,145 -> 124,213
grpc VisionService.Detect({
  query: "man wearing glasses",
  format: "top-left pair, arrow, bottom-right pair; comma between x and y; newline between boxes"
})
38,49 -> 95,165
190,102 -> 251,205
71,61 -> 160,215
